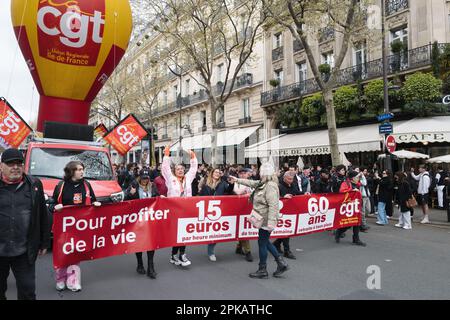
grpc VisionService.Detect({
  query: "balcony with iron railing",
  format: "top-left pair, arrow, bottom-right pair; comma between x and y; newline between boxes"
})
150,73 -> 254,118
261,43 -> 449,106
272,46 -> 284,61
385,0 -> 409,16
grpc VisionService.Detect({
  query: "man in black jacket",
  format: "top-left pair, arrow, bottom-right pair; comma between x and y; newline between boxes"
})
0,148 -> 50,300
312,169 -> 332,194
273,172 -> 301,259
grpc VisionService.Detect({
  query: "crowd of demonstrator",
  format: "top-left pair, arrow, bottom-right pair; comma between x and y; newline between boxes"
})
1,145 -> 449,299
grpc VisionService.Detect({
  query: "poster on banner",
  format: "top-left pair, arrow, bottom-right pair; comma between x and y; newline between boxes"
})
52,192 -> 362,268
0,97 -> 33,149
93,123 -> 108,141
103,114 -> 148,156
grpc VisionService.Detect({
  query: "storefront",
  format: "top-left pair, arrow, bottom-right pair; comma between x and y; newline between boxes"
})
245,116 -> 450,170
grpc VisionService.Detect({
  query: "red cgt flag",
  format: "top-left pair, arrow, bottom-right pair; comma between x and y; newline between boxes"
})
93,123 -> 108,141
0,97 -> 33,149
103,114 -> 148,156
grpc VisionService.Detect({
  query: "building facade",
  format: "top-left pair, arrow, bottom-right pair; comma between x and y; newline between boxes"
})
93,0 -> 450,168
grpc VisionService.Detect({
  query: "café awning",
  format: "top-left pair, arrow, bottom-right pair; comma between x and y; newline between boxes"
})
245,123 -> 382,158
392,116 -> 450,144
171,125 -> 260,151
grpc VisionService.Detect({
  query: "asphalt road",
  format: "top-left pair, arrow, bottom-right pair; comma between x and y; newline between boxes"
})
5,221 -> 450,300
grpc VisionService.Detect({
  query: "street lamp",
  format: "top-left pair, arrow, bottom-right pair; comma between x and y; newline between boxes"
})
381,0 -> 393,173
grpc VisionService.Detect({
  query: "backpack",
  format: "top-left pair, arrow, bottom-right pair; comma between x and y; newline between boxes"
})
422,173 -> 436,193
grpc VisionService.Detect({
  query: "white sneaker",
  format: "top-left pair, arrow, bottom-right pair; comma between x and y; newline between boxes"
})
67,283 -> 81,292
208,254 -> 217,262
403,226 -> 412,230
56,281 -> 66,291
386,216 -> 391,220
179,254 -> 192,267
170,255 -> 181,266
420,219 -> 430,224
394,223 -> 404,228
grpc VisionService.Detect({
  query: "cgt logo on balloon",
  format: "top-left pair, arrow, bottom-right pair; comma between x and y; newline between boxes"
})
177,200 -> 237,244
37,0 -> 105,66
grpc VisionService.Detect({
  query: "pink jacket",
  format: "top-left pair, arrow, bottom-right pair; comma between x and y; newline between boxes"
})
161,155 -> 198,197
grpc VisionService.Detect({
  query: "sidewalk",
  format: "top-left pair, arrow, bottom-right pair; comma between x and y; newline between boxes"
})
367,207 -> 450,227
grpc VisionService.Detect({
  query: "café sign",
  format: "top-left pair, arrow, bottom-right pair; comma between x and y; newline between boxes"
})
394,133 -> 450,144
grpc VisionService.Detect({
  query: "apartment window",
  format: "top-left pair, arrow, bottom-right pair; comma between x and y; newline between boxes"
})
353,42 -> 367,66
217,63 -> 224,83
390,26 -> 408,49
274,69 -> 283,85
163,90 -> 168,106
242,98 -> 250,119
173,85 -> 178,102
201,110 -> 207,127
185,79 -> 190,96
216,107 -> 224,124
274,32 -> 282,49
186,114 -> 191,127
321,52 -> 335,68
296,62 -> 307,83
353,42 -> 367,78
163,121 -> 168,135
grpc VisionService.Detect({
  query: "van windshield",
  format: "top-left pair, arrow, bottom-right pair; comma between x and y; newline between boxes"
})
29,148 -> 113,181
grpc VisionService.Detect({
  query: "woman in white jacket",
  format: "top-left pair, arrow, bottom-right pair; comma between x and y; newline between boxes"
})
161,146 -> 198,267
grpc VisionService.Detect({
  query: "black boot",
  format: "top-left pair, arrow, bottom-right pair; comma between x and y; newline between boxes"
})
273,256 -> 289,278
249,265 -> 268,279
352,236 -> 366,247
147,262 -> 157,279
334,231 -> 341,243
136,264 -> 146,275
235,246 -> 244,255
284,250 -> 296,260
245,252 -> 254,262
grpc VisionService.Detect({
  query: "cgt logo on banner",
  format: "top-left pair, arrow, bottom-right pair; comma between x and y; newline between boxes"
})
93,123 -> 108,141
0,97 -> 33,149
103,114 -> 148,156
52,192 -> 362,269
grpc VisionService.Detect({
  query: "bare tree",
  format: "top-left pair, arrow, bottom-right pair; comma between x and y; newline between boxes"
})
133,61 -> 166,166
148,0 -> 268,166
263,0 -> 370,165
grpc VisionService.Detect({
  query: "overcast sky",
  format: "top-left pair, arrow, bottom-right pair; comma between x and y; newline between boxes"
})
0,0 -> 38,125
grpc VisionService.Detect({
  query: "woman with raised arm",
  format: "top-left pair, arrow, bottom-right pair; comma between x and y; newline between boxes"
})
228,162 -> 288,279
161,145 -> 198,267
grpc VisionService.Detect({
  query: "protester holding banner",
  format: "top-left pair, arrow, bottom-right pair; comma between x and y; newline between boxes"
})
0,148 -> 50,300
334,168 -> 366,247
49,161 -> 101,292
125,169 -> 160,278
273,171 -> 302,260
198,168 -> 234,261
162,146 -> 198,267
230,168 -> 254,262
229,162 -> 289,279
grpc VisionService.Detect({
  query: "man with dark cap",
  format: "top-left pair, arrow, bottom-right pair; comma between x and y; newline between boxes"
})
273,171 -> 302,259
0,148 -> 50,300
334,170 -> 366,246
312,169 -> 332,194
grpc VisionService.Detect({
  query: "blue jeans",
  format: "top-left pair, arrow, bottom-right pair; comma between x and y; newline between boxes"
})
258,229 -> 280,267
207,243 -> 216,256
377,202 -> 388,224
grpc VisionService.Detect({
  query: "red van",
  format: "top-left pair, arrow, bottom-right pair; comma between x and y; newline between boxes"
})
24,138 -> 124,203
